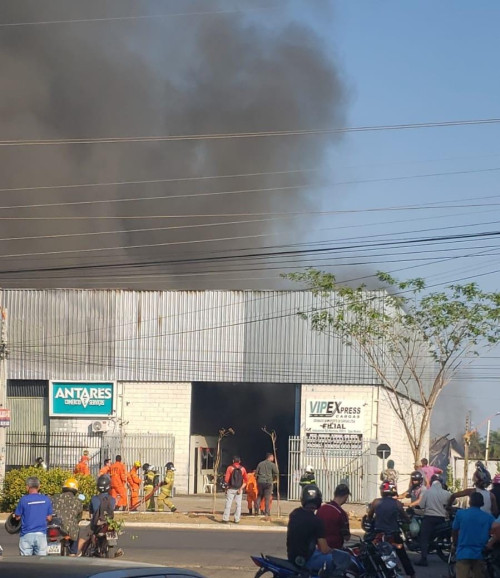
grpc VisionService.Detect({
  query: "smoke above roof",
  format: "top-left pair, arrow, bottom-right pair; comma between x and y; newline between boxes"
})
0,0 -> 347,289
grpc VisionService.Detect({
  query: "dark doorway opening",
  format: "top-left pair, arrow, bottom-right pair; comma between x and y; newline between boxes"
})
191,382 -> 298,497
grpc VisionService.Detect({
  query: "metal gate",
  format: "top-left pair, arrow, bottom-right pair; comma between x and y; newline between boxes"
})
102,433 -> 175,476
288,436 -> 377,502
6,431 -> 175,479
6,432 -> 103,475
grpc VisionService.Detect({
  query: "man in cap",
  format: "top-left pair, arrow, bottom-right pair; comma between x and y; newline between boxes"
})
316,484 -> 351,549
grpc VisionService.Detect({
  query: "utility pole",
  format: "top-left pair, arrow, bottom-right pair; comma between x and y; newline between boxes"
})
463,411 -> 471,489
0,306 -> 8,489
485,418 -> 491,465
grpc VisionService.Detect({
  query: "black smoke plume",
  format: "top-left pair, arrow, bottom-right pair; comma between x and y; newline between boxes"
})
0,0 -> 346,289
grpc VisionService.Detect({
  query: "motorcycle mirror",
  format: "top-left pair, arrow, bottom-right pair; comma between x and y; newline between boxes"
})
78,493 -> 86,502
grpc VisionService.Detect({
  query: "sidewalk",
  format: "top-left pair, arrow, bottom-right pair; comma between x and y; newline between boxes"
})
0,495 -> 366,531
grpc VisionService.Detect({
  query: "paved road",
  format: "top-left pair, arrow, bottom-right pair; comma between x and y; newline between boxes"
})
0,526 -> 449,578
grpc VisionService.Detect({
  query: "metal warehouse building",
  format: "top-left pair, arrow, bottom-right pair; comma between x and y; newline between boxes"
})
0,289 -> 428,501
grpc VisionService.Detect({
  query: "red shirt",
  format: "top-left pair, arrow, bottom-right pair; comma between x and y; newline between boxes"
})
316,501 -> 350,549
224,463 -> 248,487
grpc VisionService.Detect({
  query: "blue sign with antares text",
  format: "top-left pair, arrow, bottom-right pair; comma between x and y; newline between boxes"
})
49,381 -> 116,417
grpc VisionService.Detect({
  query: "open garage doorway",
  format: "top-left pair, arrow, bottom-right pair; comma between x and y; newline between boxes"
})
191,382 -> 299,497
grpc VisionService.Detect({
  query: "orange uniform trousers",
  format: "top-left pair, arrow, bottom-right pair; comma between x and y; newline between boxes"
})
110,461 -> 128,508
127,467 -> 142,510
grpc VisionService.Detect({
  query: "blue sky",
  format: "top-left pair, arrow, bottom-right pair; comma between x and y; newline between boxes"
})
317,1 -> 500,437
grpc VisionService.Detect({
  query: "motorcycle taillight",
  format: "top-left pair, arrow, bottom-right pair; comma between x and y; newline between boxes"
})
48,528 -> 59,538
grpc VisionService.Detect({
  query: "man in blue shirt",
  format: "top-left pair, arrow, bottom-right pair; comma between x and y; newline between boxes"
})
452,492 -> 495,578
14,476 -> 53,556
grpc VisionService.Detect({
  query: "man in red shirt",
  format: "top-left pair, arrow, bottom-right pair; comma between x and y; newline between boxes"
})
222,456 -> 248,524
316,484 -> 351,549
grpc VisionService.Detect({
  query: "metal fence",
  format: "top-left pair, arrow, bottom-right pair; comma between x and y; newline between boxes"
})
288,436 -> 377,502
102,433 -> 175,480
6,431 -> 175,478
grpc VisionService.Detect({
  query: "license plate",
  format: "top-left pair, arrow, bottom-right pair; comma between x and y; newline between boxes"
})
47,543 -> 61,555
106,531 -> 118,545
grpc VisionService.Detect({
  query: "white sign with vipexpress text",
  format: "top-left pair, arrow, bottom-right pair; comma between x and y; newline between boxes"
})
305,399 -> 364,435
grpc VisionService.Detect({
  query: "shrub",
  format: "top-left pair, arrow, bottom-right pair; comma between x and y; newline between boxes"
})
1,467 -> 96,512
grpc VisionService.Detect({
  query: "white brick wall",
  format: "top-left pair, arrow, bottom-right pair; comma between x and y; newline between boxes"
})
300,384 -> 429,500
376,388 -> 429,493
50,417 -> 95,434
119,382 -> 192,493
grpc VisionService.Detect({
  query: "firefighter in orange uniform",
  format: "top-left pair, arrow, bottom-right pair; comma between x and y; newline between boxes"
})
99,458 -> 111,477
246,471 -> 258,514
110,454 -> 128,510
128,460 -> 142,510
74,450 -> 91,476
246,470 -> 272,514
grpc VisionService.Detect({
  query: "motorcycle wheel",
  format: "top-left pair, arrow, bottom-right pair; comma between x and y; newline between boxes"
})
447,551 -> 456,578
436,543 -> 452,563
97,538 -> 110,558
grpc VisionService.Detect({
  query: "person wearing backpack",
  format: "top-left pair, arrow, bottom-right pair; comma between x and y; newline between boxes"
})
76,475 -> 115,555
222,456 -> 248,524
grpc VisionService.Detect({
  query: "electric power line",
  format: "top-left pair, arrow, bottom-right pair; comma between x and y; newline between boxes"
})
1,118 -> 500,147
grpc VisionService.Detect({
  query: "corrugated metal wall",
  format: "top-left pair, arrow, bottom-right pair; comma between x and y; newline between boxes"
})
7,380 -> 48,434
3,289 -> 380,385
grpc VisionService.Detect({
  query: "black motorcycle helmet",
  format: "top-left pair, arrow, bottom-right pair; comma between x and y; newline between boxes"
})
380,480 -> 397,496
165,461 -> 175,471
4,513 -> 21,535
410,471 -> 424,486
96,474 -> 111,493
430,474 -> 444,486
142,463 -> 150,473
473,461 -> 492,489
301,484 -> 322,510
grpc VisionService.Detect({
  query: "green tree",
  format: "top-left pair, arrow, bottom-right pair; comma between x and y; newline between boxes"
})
286,269 -> 500,463
468,432 -> 486,460
486,429 -> 500,460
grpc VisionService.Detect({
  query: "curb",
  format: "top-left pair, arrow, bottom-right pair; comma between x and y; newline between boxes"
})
120,523 -> 365,535
123,522 -> 288,532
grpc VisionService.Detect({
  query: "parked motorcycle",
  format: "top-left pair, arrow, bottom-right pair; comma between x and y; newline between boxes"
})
448,546 -> 500,578
349,536 -> 401,578
486,546 -> 500,578
399,507 -> 454,563
251,550 -> 363,578
46,516 -> 72,556
251,537 -> 400,578
81,520 -> 121,558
